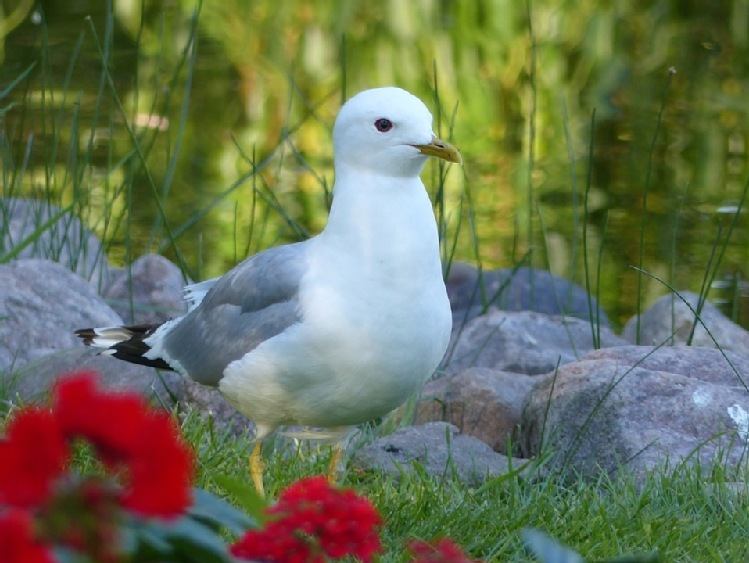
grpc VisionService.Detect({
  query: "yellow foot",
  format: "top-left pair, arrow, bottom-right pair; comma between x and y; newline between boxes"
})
249,440 -> 265,497
327,443 -> 344,484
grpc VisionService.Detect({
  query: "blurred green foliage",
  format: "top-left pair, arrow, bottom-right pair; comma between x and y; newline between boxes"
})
2,0 -> 748,326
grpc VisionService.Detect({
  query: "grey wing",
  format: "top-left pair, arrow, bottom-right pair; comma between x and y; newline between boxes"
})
160,241 -> 308,386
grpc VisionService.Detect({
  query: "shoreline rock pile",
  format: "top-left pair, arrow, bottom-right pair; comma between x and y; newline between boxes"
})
3,197 -> 748,486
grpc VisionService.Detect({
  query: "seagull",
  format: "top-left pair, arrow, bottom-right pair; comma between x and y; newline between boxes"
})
76,87 -> 460,495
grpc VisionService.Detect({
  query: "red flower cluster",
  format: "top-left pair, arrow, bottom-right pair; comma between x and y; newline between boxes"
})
409,538 -> 483,563
53,373 -> 194,516
231,476 -> 383,563
0,371 -> 195,561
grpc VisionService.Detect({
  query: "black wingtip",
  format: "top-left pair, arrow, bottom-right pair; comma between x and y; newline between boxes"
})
72,324 -> 175,372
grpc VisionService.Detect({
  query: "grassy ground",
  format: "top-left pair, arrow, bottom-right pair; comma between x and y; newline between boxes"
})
1,390 -> 748,560
174,406 -> 749,562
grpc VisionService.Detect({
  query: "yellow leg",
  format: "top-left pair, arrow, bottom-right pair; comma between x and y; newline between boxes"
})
249,440 -> 265,497
327,442 -> 344,484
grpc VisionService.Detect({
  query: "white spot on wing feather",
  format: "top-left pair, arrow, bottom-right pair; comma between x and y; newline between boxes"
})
183,278 -> 219,312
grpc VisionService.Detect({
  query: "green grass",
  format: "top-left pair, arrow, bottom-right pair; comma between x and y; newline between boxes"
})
173,406 -> 749,561
1,397 -> 749,560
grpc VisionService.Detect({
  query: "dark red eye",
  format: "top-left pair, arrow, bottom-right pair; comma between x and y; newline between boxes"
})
374,118 -> 393,132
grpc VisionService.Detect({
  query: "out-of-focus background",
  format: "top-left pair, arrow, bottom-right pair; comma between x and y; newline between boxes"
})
2,0 -> 747,328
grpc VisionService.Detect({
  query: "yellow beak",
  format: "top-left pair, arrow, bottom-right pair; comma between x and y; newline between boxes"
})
412,135 -> 462,165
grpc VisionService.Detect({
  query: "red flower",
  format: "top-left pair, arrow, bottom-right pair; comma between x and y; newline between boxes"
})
0,509 -> 54,563
120,412 -> 194,518
0,408 -> 69,508
52,371 -> 194,518
53,371 -> 145,463
231,476 -> 383,562
230,525 -> 321,563
408,538 -> 482,563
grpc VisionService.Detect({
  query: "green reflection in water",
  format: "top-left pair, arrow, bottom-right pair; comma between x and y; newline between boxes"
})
2,0 -> 748,328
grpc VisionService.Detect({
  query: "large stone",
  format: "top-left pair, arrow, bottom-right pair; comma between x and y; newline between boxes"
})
5,348 -> 181,405
0,259 -> 122,372
447,263 -> 610,328
170,376 -> 256,436
353,422 -> 527,486
0,198 -> 112,287
583,346 -> 749,387
445,308 -> 628,375
521,346 -> 749,480
7,346 -> 256,436
103,254 -> 187,324
412,367 -> 535,454
622,291 -> 749,362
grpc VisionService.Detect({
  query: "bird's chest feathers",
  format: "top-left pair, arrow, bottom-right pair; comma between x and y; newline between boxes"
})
301,211 -> 443,353
295,178 -> 450,380
304,240 -> 436,333
319,181 -> 440,283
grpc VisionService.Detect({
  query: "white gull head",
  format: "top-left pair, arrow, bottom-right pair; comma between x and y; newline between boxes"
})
333,87 -> 460,179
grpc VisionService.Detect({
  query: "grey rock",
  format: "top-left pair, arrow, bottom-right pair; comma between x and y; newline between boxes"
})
169,376 -> 256,436
0,259 -> 122,372
622,291 -> 749,362
7,346 -> 256,437
583,346 -> 749,388
411,367 -> 535,454
447,263 -> 609,328
103,254 -> 187,324
5,347 -> 182,406
0,198 -> 112,287
521,346 -> 749,481
445,308 -> 628,375
353,421 -> 527,486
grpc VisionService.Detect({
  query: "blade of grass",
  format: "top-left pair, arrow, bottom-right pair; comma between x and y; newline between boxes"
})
583,109 -> 600,346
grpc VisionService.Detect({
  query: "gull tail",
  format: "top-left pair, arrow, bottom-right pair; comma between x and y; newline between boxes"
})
75,324 -> 174,371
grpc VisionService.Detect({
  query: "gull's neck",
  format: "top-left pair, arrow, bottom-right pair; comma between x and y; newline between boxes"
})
323,165 -> 436,241
319,164 -> 442,278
